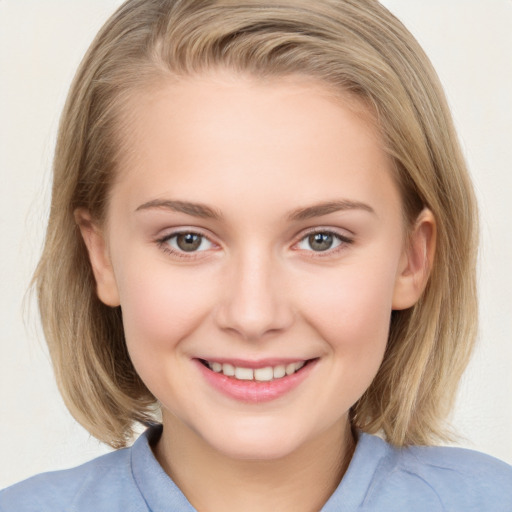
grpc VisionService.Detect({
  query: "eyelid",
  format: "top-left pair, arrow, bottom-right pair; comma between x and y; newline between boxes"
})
156,228 -> 219,259
154,226 -> 354,259
292,227 -> 354,255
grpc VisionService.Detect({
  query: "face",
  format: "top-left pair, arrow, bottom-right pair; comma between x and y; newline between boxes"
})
81,72 -> 432,461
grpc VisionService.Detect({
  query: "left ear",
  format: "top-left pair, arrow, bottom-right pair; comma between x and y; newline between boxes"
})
392,208 -> 436,310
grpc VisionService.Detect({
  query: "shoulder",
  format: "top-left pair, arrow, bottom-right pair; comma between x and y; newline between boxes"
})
360,434 -> 512,511
0,447 -> 146,512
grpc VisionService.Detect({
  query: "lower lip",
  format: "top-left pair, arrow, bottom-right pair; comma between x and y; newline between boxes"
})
195,359 -> 317,403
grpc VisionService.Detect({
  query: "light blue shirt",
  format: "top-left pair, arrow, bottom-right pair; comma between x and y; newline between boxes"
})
1,425 -> 511,511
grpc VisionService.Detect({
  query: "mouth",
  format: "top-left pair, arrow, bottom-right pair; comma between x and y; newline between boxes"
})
196,357 -> 318,402
198,359 -> 311,382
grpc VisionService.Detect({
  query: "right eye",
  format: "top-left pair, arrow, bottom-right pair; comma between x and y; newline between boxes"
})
160,232 -> 215,254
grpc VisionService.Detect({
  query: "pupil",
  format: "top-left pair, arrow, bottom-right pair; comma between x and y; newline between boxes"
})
177,233 -> 201,252
309,233 -> 333,251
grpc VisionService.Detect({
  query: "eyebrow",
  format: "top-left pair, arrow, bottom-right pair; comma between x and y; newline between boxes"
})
287,200 -> 375,221
135,199 -> 222,219
135,198 -> 375,222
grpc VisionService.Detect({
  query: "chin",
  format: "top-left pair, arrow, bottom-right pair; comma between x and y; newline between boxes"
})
200,419 -> 311,461
213,437 -> 302,461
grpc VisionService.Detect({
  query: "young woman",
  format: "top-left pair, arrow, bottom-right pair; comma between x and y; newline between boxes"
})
1,1 -> 511,510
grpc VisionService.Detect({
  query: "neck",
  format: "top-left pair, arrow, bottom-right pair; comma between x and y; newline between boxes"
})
153,413 -> 355,512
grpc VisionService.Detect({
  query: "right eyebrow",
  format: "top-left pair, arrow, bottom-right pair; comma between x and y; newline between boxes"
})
135,199 -> 223,220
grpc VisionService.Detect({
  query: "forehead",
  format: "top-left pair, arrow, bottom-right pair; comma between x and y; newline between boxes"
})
109,72 -> 400,222
120,72 -> 379,159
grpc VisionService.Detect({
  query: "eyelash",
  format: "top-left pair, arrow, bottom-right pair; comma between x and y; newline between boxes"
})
294,228 -> 354,257
156,228 -> 354,259
156,230 -> 215,260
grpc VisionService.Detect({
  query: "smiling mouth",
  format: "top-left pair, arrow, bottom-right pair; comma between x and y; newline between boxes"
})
199,359 -> 314,382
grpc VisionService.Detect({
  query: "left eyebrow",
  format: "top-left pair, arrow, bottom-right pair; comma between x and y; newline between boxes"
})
287,200 -> 376,221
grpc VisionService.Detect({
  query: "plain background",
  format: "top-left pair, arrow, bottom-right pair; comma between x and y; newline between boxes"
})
1,0 -> 511,488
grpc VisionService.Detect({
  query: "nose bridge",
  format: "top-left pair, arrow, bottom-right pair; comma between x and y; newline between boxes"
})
216,245 -> 292,340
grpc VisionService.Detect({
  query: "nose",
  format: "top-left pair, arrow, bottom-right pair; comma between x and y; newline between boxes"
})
214,250 -> 294,341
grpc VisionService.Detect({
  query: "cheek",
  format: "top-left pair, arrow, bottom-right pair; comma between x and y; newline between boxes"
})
299,256 -> 398,364
308,254 -> 396,313
114,258 -> 216,357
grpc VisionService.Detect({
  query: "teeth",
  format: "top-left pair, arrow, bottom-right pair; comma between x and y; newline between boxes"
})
211,362 -> 222,373
235,367 -> 254,380
222,363 -> 235,376
206,360 -> 307,381
273,365 -> 286,379
254,367 -> 273,382
285,363 -> 296,376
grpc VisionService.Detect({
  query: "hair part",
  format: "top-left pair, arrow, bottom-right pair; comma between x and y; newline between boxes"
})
35,0 -> 478,448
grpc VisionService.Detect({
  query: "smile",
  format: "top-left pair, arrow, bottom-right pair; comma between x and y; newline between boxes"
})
201,360 -> 306,382
197,358 -> 317,403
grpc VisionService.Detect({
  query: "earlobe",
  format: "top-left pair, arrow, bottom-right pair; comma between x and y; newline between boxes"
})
74,208 -> 120,307
392,208 -> 436,310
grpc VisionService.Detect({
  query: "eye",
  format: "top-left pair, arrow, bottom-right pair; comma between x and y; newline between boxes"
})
296,231 -> 351,252
163,232 -> 214,253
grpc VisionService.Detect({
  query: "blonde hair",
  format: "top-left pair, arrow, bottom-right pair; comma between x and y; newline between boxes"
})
35,0 -> 478,448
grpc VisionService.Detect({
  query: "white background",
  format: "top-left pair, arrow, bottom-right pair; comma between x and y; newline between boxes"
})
1,0 -> 511,488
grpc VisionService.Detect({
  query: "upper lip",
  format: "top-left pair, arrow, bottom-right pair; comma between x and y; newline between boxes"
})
196,357 -> 315,369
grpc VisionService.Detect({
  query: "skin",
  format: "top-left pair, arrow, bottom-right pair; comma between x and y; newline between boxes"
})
78,72 -> 435,511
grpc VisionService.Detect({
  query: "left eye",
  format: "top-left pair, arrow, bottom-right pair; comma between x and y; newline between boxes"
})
165,232 -> 214,252
297,232 -> 344,252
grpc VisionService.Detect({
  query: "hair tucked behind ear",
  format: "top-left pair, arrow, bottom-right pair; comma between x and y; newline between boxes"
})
35,0 -> 478,447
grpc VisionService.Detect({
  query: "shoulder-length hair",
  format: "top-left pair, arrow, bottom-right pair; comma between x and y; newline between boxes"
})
34,0 -> 478,448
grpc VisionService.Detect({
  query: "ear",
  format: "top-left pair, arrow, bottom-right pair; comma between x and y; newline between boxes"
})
392,208 -> 436,310
74,208 -> 120,307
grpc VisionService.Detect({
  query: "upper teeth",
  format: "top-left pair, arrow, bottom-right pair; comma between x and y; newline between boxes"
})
207,361 -> 306,381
